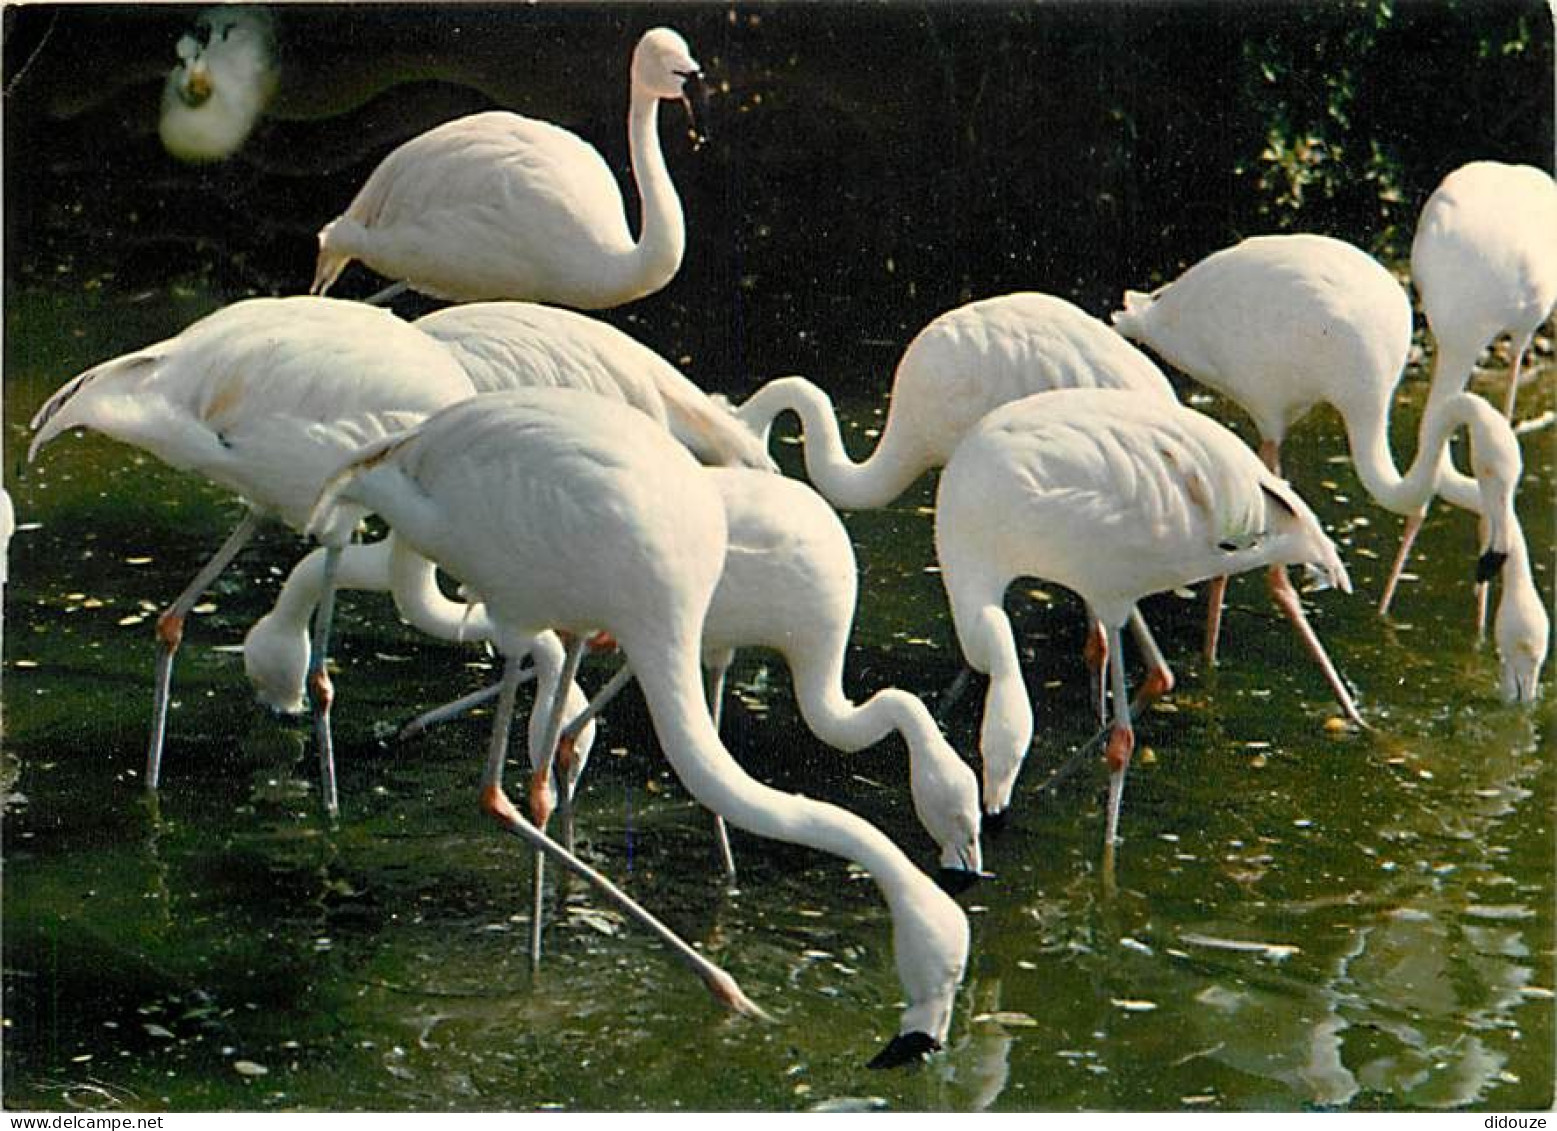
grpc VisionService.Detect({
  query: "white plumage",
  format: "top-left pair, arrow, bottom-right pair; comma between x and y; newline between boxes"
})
312,28 -> 703,306
159,5 -> 278,164
310,386 -> 970,1069
937,387 -> 1350,836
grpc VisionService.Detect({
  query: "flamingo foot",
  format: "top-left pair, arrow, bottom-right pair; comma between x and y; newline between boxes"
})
1139,665 -> 1175,704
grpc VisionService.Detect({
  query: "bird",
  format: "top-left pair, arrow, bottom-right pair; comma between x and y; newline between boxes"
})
26,296 -> 476,813
935,387 -> 1353,844
310,27 -> 706,307
1112,233 -> 1544,704
308,386 -> 970,1069
403,466 -> 987,887
732,291 -> 1178,511
1379,160 -> 1557,614
159,5 -> 279,164
414,301 -> 775,471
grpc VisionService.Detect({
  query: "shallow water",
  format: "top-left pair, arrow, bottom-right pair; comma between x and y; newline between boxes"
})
4,1 -> 1555,1113
3,278 -> 1553,1112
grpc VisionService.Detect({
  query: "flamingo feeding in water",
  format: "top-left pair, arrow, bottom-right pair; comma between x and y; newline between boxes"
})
308,386 -> 970,1069
935,387 -> 1355,845
1380,160 -> 1557,614
26,296 -> 476,813
1112,233 -> 1544,703
311,28 -> 707,307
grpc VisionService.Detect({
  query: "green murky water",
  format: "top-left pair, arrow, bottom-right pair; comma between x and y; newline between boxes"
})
3,280 -> 1552,1112
3,0 -> 1554,1111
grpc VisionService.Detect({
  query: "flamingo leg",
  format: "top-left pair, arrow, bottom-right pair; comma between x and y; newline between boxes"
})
306,544 -> 344,816
1267,564 -> 1364,725
1202,575 -> 1229,666
1102,624 -> 1134,852
1127,607 -> 1175,715
530,635 -> 586,971
394,675 -> 528,744
704,660 -> 738,887
364,280 -> 410,307
935,666 -> 974,724
1502,332 -> 1531,421
1474,513 -> 1492,643
1379,508 -> 1427,617
1083,618 -> 1108,726
146,509 -> 264,792
477,656 -> 766,1020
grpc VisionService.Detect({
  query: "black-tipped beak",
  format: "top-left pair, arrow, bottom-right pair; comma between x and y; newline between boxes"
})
1476,549 -> 1508,584
866,1030 -> 941,1070
936,867 -> 985,896
677,69 -> 710,148
981,809 -> 1009,837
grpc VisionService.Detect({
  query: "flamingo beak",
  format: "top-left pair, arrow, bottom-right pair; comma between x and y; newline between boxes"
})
980,809 -> 1009,837
677,69 -> 709,149
180,59 -> 213,107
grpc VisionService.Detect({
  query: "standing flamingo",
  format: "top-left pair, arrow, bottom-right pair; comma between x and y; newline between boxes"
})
311,28 -> 705,307
1380,161 -> 1557,613
936,388 -> 1353,839
26,296 -> 476,813
1112,233 -> 1543,702
308,387 -> 970,1068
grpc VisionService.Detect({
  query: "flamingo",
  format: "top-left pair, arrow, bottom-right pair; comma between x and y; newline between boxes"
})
311,27 -> 705,307
398,467 -> 986,886
935,387 -> 1354,841
1379,161 -> 1557,614
732,292 -> 1177,510
159,5 -> 279,164
308,386 -> 970,1068
1112,233 -> 1544,702
414,301 -> 775,471
26,296 -> 476,813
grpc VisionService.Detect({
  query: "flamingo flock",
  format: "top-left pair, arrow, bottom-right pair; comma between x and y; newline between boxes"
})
17,20 -> 1554,1070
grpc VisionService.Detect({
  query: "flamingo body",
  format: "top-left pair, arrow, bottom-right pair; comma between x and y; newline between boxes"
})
417,301 -> 774,470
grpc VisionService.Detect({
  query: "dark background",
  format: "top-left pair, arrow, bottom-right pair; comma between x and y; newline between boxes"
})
5,1 -> 1552,396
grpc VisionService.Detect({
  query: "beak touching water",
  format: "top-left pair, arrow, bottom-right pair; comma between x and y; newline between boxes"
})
678,69 -> 710,149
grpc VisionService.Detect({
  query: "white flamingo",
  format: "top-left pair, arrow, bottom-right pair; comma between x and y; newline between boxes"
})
1112,233 -> 1544,703
401,467 -> 987,885
311,28 -> 705,307
415,301 -> 774,471
308,386 -> 970,1068
936,388 -> 1354,841
159,5 -> 279,164
733,291 -> 1176,510
1380,160 -> 1557,613
26,296 -> 475,812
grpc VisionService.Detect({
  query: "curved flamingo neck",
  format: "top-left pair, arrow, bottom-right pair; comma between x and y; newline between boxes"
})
735,377 -> 930,510
1342,389 -> 1490,517
387,534 -> 494,642
629,627 -> 934,909
623,90 -> 685,301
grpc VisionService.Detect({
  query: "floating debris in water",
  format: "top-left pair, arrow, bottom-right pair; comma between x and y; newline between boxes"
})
233,1060 -> 269,1077
1179,932 -> 1299,961
1120,936 -> 1153,955
808,1096 -> 890,1113
143,1023 -> 176,1040
125,556 -> 153,565
973,1010 -> 1040,1027
13,660 -> 38,669
1110,998 -> 1157,1012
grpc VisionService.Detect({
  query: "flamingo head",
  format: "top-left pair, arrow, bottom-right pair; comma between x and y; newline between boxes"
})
978,665 -> 1034,820
160,6 -> 278,162
632,27 -> 707,145
870,877 -> 968,1069
243,609 -> 309,716
906,730 -> 985,887
1495,565 -> 1549,704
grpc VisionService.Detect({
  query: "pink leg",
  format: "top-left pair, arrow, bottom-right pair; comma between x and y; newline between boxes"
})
1268,564 -> 1364,724
1379,509 -> 1427,617
1083,619 -> 1108,725
1203,575 -> 1229,666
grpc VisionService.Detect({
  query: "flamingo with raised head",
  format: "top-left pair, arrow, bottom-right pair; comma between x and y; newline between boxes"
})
312,28 -> 705,307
